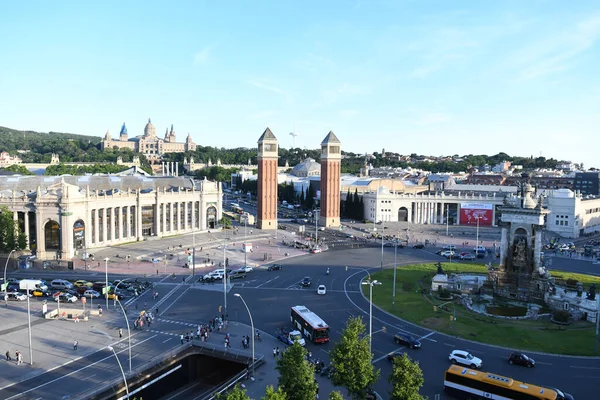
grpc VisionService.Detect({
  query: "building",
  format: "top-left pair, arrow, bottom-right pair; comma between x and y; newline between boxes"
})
0,171 -> 222,260
320,131 -> 342,228
574,172 -> 600,196
545,189 -> 600,238
290,158 -> 321,177
0,152 -> 22,166
101,119 -> 197,161
256,128 -> 278,230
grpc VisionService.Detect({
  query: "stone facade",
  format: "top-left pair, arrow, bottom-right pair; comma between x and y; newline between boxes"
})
101,119 -> 196,162
0,173 -> 222,260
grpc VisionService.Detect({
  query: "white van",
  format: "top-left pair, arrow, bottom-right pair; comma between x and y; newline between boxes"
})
50,279 -> 73,290
19,279 -> 48,291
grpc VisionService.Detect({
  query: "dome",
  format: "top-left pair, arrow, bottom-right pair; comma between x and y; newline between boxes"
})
377,185 -> 390,194
144,118 -> 156,137
290,158 -> 321,177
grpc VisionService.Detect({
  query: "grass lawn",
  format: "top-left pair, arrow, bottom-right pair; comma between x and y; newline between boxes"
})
366,263 -> 600,356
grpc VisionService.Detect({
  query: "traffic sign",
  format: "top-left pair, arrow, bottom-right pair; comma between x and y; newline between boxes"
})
102,287 -> 108,295
81,297 -> 87,304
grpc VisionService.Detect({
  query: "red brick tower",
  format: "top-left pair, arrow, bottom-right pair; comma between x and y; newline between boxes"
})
320,131 -> 341,228
257,127 -> 279,230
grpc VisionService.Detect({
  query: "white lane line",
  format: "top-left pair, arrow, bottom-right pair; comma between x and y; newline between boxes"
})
373,353 -> 391,364
569,365 -> 600,370
444,343 -> 455,347
255,276 -> 279,288
163,337 -> 173,343
534,361 -> 553,365
4,335 -> 157,400
420,332 -> 435,340
159,286 -> 191,315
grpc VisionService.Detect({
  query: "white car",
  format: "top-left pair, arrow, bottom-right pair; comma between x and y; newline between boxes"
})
474,246 -> 486,253
83,289 -> 100,299
449,350 -> 482,369
6,292 -> 27,301
440,250 -> 455,258
239,266 -> 253,273
317,285 -> 327,295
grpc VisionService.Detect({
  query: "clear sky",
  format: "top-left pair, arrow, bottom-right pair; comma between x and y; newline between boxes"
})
1,1 -> 599,167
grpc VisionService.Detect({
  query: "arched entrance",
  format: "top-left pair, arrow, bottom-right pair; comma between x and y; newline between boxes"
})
397,207 -> 408,222
206,206 -> 217,229
73,220 -> 85,250
44,220 -> 60,251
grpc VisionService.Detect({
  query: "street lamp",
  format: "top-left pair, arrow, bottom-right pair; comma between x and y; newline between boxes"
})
446,204 -> 450,236
361,279 -> 382,354
223,237 -> 229,315
114,279 -> 135,372
392,237 -> 398,310
104,257 -> 110,311
3,249 -> 16,306
243,217 -> 248,268
380,220 -> 384,270
314,209 -> 319,248
234,293 -> 255,376
108,346 -> 130,399
475,216 -> 481,257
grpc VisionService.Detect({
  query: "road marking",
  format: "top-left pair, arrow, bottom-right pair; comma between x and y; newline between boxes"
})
160,285 -> 191,315
372,353 -> 391,364
163,337 -> 173,343
534,361 -> 552,365
569,365 -> 600,370
444,343 -> 455,347
255,276 -> 279,288
4,335 -> 157,400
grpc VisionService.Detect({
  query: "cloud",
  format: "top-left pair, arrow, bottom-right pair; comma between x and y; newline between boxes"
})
194,46 -> 212,65
517,13 -> 600,80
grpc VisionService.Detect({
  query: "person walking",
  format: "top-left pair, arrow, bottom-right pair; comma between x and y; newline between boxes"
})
273,347 -> 277,357
155,307 -> 159,316
16,351 -> 22,365
119,328 -> 123,339
73,340 -> 78,350
5,350 -> 11,361
276,347 -> 280,357
180,334 -> 184,345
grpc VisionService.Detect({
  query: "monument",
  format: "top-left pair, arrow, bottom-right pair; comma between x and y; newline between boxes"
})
487,174 -> 551,304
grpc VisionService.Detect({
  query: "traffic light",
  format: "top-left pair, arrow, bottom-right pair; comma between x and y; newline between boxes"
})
433,306 -> 438,312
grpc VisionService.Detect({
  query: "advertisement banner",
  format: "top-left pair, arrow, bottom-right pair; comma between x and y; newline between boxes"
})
459,203 -> 493,226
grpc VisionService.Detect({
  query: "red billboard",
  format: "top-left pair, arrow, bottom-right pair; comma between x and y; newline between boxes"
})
459,203 -> 493,226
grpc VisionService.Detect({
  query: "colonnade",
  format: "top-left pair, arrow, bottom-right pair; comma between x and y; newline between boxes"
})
411,202 -> 453,225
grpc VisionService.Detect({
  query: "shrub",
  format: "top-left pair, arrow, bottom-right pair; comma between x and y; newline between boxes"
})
566,278 -> 579,287
438,287 -> 452,299
552,309 -> 570,323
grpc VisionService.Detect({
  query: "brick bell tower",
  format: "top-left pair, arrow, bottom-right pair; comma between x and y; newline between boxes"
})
320,131 -> 341,228
257,127 -> 279,230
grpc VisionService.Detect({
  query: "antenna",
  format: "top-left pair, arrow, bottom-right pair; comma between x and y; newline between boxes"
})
289,124 -> 299,149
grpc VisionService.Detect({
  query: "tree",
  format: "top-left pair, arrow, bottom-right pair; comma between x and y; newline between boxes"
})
329,391 -> 344,400
329,317 -> 379,398
262,385 -> 287,400
0,206 -> 27,253
389,354 -> 425,400
276,342 -> 318,400
217,384 -> 252,400
220,217 -> 232,229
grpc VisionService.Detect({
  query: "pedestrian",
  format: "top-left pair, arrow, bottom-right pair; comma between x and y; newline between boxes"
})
73,340 -> 78,350
16,351 -> 22,365
156,307 -> 159,316
156,269 -> 159,276
5,350 -> 11,361
273,347 -> 277,357
99,307 -> 103,316
119,328 -> 123,339
276,347 -> 280,357
180,334 -> 184,345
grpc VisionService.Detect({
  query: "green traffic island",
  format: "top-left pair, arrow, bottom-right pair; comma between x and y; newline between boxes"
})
365,262 -> 600,356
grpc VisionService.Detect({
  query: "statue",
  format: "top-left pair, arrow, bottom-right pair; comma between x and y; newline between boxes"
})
587,284 -> 596,301
513,238 -> 527,266
436,262 -> 444,275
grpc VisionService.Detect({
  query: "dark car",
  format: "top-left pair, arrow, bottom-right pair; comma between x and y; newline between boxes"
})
387,351 -> 405,361
268,264 -> 283,271
394,333 -> 422,349
413,243 -> 425,249
301,277 -> 312,287
508,352 -> 535,367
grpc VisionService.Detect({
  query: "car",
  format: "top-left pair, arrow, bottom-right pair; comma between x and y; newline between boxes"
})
310,247 -> 322,254
413,244 -> 425,249
301,277 -> 312,287
230,270 -> 246,279
73,280 -> 93,288
54,293 -> 78,303
394,333 -> 422,349
449,350 -> 482,369
6,292 -> 27,301
384,242 -> 395,247
317,285 -> 326,295
345,234 -> 354,238
318,227 -> 325,231
239,266 -> 253,273
443,245 -> 457,251
508,352 -> 535,367
268,264 -> 282,271
440,250 -> 455,258
31,289 -> 50,297
107,293 -> 125,300
460,253 -> 476,260
83,289 -> 101,299
474,246 -> 486,253
50,279 -> 73,290
387,351 -> 405,361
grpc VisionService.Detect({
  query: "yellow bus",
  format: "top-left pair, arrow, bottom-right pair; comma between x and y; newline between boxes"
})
444,365 -> 574,400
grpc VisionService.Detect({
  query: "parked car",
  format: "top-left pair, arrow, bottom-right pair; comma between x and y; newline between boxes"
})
449,350 -> 482,369
267,264 -> 282,271
301,277 -> 312,287
413,244 -> 425,249
394,333 -> 422,349
508,352 -> 535,367
6,292 -> 27,301
83,289 -> 101,299
317,285 -> 327,295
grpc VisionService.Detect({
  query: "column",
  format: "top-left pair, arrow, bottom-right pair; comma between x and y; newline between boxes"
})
126,206 -> 131,239
441,203 -> 445,225
534,227 -> 543,270
116,207 -> 122,240
101,208 -> 107,243
169,202 -> 174,232
191,201 -> 196,230
24,212 -> 30,249
499,225 -> 508,269
35,213 -> 45,257
136,204 -> 143,241
161,203 -> 166,235
154,197 -> 160,236
184,201 -> 189,231
108,207 -> 113,242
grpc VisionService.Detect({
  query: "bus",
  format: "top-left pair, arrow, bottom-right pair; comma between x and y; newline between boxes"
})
230,203 -> 243,214
290,305 -> 330,343
444,365 -> 574,400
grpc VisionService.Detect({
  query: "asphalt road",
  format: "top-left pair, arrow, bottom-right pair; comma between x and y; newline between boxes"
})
3,234 -> 600,399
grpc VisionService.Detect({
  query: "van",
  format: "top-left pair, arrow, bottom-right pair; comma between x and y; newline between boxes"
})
19,279 -> 48,292
230,270 -> 246,279
50,279 -> 73,290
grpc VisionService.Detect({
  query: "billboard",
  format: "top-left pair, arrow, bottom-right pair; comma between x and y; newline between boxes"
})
459,203 -> 493,226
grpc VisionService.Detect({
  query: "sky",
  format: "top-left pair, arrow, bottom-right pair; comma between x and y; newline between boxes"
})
1,1 -> 599,167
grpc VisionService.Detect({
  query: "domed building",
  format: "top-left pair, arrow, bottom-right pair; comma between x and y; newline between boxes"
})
290,158 -> 321,177
101,118 -> 197,161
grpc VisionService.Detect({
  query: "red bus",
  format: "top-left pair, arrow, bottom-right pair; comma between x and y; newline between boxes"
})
290,305 -> 330,343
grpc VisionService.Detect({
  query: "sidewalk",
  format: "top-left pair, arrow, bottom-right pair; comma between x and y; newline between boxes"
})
222,321 -> 348,399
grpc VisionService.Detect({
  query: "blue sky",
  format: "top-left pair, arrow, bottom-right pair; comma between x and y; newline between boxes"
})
1,1 -> 599,167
